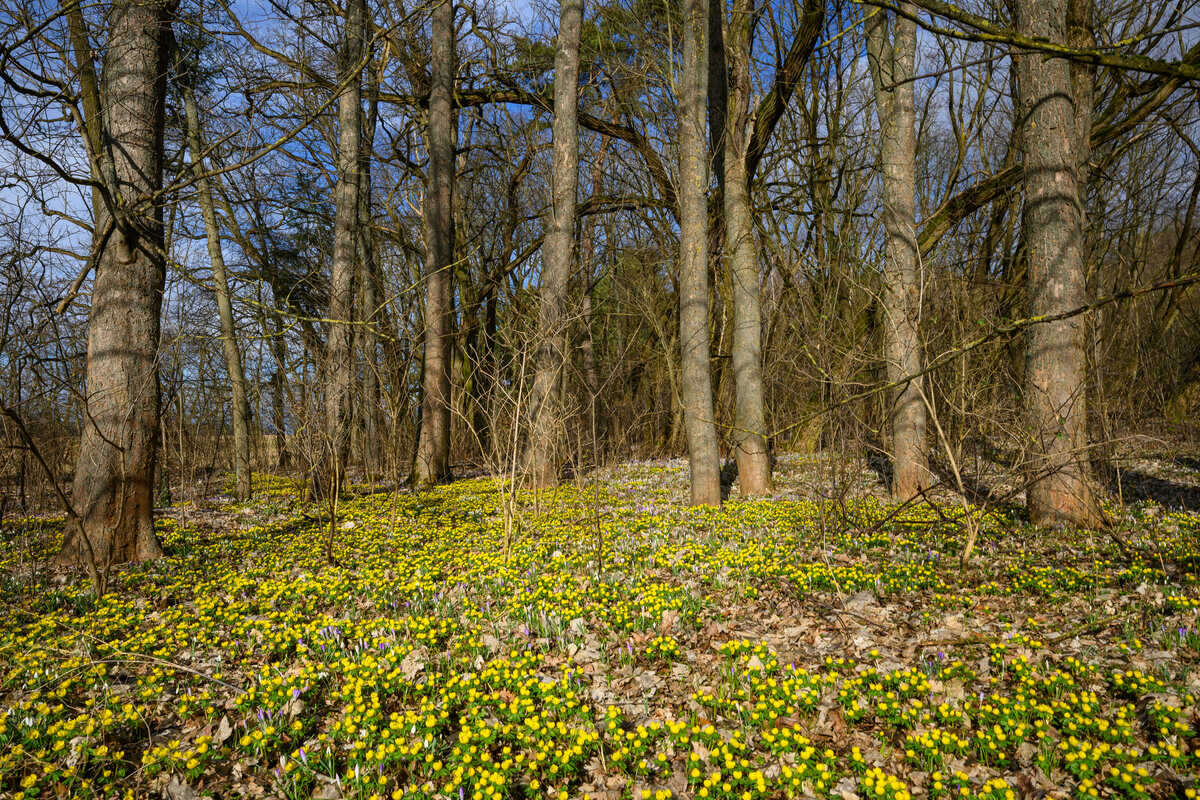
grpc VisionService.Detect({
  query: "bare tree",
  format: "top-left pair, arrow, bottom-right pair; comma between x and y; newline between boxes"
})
58,0 -> 174,571
180,56 -> 253,502
317,0 -> 367,500
1015,0 -> 1103,526
355,52 -> 384,478
679,0 -> 721,505
866,0 -> 928,500
414,0 -> 457,485
526,0 -> 586,488
720,0 -> 771,495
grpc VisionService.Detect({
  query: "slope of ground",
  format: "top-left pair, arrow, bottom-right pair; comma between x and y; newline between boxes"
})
1,457 -> 1198,799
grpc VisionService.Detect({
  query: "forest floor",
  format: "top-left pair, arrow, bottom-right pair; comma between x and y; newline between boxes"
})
1,454 -> 1199,800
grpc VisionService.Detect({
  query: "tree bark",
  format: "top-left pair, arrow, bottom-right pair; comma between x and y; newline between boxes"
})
413,0 -> 457,485
181,78 -> 253,501
1069,0 -> 1105,453
526,0 -> 585,488
317,0 -> 366,500
679,0 -> 721,505
722,0 -> 771,496
356,51 -> 382,478
1016,0 -> 1103,527
60,0 -> 173,569
867,0 -> 928,500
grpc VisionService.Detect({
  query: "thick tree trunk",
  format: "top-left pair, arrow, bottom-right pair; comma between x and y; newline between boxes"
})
722,0 -> 771,496
1016,0 -> 1103,527
867,1 -> 928,501
317,0 -> 365,500
182,81 -> 252,501
414,0 -> 457,485
526,0 -> 585,488
60,0 -> 172,570
679,0 -> 721,505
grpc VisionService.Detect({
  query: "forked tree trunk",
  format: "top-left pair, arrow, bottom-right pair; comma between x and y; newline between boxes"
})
866,0 -> 928,501
526,0 -> 585,488
318,0 -> 366,501
722,0 -> 771,495
182,78 -> 253,502
414,0 -> 457,485
59,0 -> 172,570
1016,0 -> 1103,527
679,0 -> 721,505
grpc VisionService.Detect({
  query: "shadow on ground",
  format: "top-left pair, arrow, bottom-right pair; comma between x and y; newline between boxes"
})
1095,460 -> 1200,511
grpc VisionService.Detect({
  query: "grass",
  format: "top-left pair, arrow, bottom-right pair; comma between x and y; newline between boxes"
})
0,456 -> 1198,799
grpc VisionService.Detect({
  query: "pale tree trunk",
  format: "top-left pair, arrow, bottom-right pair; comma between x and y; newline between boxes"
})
1016,0 -> 1103,527
414,0 -> 457,485
722,0 -> 771,495
318,0 -> 366,500
60,0 -> 173,571
526,0 -> 585,488
866,1 -> 928,501
181,80 -> 252,501
679,0 -> 721,505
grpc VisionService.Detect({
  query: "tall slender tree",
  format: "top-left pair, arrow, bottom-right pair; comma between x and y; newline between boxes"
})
527,0 -> 586,488
679,0 -> 721,505
59,0 -> 174,572
414,0 -> 458,485
722,0 -> 771,495
866,0 -> 928,500
1015,0 -> 1104,526
181,62 -> 253,502
319,0 -> 367,500
355,53 -> 384,478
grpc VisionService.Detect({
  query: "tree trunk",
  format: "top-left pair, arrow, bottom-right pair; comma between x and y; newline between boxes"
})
182,79 -> 252,501
1069,0 -> 1103,452
413,0 -> 457,485
679,0 -> 721,505
867,1 -> 928,501
578,127 -> 614,466
60,0 -> 172,570
318,0 -> 366,500
722,0 -> 771,495
1016,0 -> 1103,527
356,52 -> 382,478
526,0 -> 585,488
477,287 -> 499,454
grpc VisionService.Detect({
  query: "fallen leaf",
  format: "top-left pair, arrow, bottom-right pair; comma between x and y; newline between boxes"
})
401,647 -> 427,680
214,715 -> 233,747
164,774 -> 198,800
